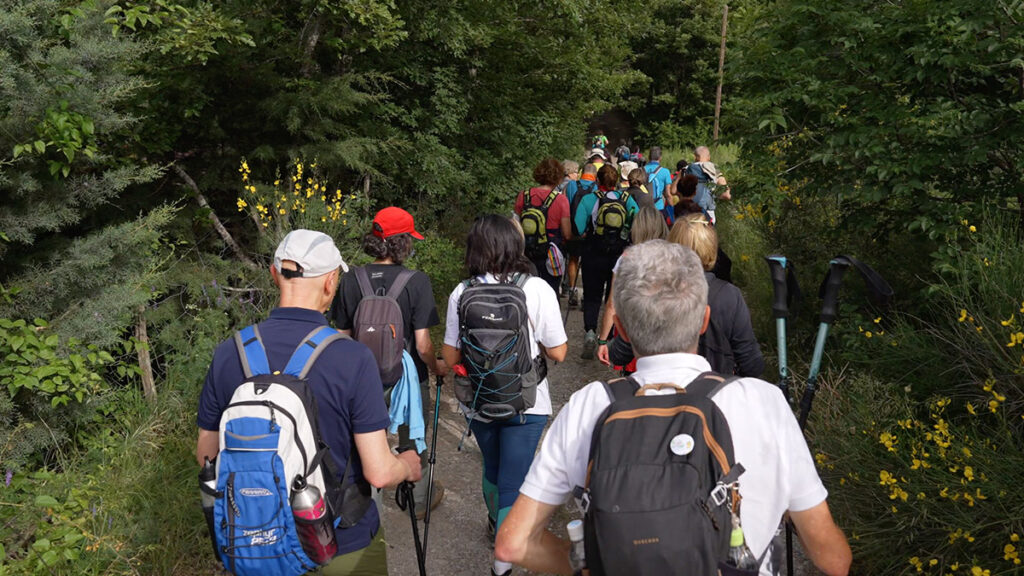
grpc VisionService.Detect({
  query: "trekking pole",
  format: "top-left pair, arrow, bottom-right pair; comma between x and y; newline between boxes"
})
422,374 -> 443,557
396,480 -> 427,576
798,258 -> 850,430
765,255 -> 793,405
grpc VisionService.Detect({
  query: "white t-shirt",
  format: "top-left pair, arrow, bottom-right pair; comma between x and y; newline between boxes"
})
519,353 -> 828,575
444,273 -> 567,416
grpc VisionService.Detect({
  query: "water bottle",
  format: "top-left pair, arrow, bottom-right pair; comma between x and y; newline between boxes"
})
567,519 -> 586,576
198,457 -> 219,557
727,516 -> 760,570
291,477 -> 338,564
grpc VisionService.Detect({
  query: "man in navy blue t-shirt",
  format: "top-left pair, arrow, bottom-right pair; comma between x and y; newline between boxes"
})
196,229 -> 422,574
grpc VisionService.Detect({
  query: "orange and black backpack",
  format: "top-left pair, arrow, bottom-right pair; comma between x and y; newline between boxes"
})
574,373 -> 751,575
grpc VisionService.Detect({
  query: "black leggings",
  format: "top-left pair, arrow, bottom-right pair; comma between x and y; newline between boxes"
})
581,247 -> 617,332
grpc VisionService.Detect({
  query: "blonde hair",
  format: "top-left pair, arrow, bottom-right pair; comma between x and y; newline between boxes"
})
631,206 -> 668,244
668,214 -> 717,271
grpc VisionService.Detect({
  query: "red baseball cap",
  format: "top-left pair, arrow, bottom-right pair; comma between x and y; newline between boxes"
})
372,207 -> 424,240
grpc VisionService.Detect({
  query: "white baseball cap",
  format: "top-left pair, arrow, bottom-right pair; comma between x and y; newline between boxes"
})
274,229 -> 348,278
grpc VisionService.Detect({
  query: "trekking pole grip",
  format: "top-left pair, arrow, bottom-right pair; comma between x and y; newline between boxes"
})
818,259 -> 850,324
765,255 -> 789,319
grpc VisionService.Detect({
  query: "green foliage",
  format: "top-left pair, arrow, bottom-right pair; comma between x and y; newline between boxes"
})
0,318 -> 111,473
0,0 -> 161,255
729,0 -> 1024,273
0,206 -> 178,349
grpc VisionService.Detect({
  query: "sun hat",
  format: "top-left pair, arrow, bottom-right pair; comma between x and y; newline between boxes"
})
274,229 -> 348,277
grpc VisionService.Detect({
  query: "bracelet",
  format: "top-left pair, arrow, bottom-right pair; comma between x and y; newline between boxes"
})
597,338 -> 608,346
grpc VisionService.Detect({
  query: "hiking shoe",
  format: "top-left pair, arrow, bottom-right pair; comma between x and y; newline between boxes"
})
491,569 -> 512,576
567,288 -> 579,308
415,481 -> 445,520
581,330 -> 597,360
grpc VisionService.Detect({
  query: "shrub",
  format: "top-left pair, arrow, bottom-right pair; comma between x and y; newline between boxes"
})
811,371 -> 1023,575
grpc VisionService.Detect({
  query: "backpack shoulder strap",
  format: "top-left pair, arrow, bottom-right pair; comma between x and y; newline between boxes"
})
685,371 -> 741,399
234,324 -> 270,378
619,188 -> 631,203
386,268 -> 416,300
524,189 -> 532,206
354,266 -> 375,299
541,189 -> 559,209
601,377 -> 640,403
283,325 -> 351,378
512,272 -> 530,289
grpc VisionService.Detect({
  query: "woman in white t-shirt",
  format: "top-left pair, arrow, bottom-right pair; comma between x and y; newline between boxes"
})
442,214 -> 568,576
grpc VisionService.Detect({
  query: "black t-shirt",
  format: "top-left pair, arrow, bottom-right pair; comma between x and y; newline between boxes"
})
332,264 -> 440,383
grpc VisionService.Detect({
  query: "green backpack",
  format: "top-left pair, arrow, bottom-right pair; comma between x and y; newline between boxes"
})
593,189 -> 631,254
521,189 -> 559,260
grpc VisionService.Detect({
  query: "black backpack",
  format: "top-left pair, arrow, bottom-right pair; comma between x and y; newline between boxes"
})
520,189 -> 560,260
593,189 -> 631,254
570,180 -> 598,237
453,273 -> 546,421
576,373 -> 748,576
352,266 -> 416,388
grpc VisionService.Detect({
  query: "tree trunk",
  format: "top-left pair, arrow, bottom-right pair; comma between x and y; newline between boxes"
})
174,164 -> 258,269
135,306 -> 156,403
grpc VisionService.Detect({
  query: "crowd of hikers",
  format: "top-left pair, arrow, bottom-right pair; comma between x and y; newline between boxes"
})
193,143 -> 853,576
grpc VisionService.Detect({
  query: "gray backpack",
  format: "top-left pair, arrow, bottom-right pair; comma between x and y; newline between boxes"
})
352,267 -> 416,387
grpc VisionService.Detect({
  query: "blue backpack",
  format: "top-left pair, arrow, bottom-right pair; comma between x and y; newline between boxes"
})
209,325 -> 369,575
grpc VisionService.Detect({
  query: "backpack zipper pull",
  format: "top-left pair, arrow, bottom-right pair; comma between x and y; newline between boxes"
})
265,401 -> 276,431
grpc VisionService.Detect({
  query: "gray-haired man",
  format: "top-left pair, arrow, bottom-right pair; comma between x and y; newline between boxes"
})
495,240 -> 851,576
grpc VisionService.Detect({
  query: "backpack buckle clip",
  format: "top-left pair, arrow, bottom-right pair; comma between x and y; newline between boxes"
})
573,486 -> 591,515
708,482 -> 729,508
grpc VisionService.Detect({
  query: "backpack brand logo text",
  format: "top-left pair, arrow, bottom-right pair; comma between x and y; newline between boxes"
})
240,487 -> 273,497
481,313 -> 504,322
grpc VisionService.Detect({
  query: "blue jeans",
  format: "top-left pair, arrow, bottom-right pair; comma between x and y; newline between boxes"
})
470,414 -> 548,518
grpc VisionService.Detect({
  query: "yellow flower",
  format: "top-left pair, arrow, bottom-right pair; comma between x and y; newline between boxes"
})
963,466 -> 974,482
278,208 -> 286,215
958,309 -> 968,322
966,403 -> 976,415
1013,534 -> 1021,542
865,331 -> 873,338
969,225 -> 977,233
274,180 -> 280,187
874,317 -> 881,324
970,566 -> 989,576
929,559 -> 938,566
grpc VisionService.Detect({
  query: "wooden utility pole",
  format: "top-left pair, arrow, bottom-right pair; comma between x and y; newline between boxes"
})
713,4 -> 729,143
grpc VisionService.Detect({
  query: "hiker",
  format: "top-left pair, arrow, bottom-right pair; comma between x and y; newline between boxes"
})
196,230 -> 422,575
575,164 -> 639,360
592,130 -> 609,150
514,157 -> 572,293
688,145 -> 732,224
331,207 -> 448,519
614,142 -> 631,163
644,146 -> 675,222
564,163 -> 600,308
556,160 -> 579,195
588,148 -> 607,170
626,167 -> 655,210
495,240 -> 852,576
668,214 -> 762,376
673,174 -> 733,283
598,213 -> 755,374
441,215 -> 568,576
673,173 -> 707,220
593,205 -> 668,373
